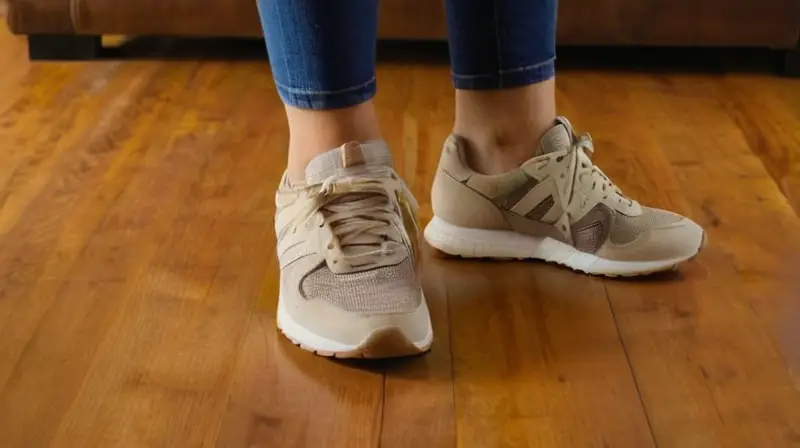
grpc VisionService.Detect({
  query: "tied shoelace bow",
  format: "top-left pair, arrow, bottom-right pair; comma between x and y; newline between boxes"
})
299,175 -> 405,266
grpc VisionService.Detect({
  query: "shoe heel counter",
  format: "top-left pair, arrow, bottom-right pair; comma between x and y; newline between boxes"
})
431,140 -> 509,230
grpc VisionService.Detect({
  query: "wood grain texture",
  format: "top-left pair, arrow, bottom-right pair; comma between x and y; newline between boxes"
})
556,0 -> 799,46
5,0 -> 75,34
558,73 -> 800,446
1,25 -> 800,447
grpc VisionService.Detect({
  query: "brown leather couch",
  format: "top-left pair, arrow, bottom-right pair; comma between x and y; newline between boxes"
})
6,0 -> 800,74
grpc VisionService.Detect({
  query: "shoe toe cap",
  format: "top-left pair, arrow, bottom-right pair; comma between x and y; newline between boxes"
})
599,216 -> 705,262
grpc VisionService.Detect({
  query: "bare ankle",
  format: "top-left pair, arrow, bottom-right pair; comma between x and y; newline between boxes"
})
455,134 -> 536,175
453,80 -> 556,175
286,101 -> 382,182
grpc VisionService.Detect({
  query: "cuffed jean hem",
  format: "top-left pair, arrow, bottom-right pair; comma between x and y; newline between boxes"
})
275,77 -> 377,110
452,58 -> 555,90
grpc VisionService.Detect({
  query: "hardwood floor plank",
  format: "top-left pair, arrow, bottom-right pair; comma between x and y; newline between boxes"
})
376,65 -> 458,448
558,72 -> 800,447
441,258 -> 655,447
1,21 -> 799,446
378,252 -> 457,448
0,62 -> 191,393
48,63 -> 284,447
0,64 -> 89,220
0,30 -> 32,114
721,75 -> 800,215
640,76 -> 800,442
0,62 -> 214,447
634,74 -> 800,391
216,293 -> 385,447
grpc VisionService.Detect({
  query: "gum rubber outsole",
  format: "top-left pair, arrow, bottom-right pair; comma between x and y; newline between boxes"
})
430,231 -> 707,278
278,325 -> 431,359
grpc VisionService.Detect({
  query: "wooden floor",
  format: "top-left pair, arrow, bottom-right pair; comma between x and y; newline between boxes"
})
2,24 -> 800,448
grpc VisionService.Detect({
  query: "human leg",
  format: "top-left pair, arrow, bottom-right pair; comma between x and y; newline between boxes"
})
259,0 -> 382,181
446,0 -> 557,175
260,0 -> 432,357
425,0 -> 705,276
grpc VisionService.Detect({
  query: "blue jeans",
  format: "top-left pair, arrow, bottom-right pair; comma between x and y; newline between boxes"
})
258,0 -> 557,110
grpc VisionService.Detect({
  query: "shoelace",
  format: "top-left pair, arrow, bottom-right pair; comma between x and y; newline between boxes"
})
298,175 -> 403,263
565,133 -> 632,207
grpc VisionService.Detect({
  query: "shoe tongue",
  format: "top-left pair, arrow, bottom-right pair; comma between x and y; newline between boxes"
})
537,117 -> 574,156
305,140 -> 393,185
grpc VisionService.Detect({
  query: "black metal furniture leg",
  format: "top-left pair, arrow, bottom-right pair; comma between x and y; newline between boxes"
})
783,47 -> 800,77
28,35 -> 102,61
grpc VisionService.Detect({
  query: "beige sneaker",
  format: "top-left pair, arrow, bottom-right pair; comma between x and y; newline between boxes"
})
425,117 -> 705,277
275,141 -> 432,358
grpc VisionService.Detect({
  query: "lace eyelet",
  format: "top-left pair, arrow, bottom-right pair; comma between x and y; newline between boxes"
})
327,243 -> 334,250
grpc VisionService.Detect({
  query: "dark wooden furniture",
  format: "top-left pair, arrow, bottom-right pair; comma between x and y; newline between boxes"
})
6,0 -> 800,75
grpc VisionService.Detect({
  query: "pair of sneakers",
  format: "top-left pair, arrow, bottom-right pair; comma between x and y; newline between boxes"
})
274,117 -> 705,358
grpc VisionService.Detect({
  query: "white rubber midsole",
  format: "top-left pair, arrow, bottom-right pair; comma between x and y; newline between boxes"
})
277,297 -> 433,353
424,216 -> 693,276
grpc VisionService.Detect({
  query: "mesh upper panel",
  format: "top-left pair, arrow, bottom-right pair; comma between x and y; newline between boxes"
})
573,221 -> 606,253
571,204 -> 612,253
610,207 -> 684,244
301,258 -> 421,314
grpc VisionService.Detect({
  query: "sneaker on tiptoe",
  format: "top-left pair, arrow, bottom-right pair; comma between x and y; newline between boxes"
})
425,117 -> 705,277
274,141 -> 432,358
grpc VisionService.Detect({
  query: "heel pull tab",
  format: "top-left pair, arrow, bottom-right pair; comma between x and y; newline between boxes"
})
341,142 -> 366,168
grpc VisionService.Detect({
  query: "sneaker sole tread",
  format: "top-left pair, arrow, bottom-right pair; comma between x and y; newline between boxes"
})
425,216 -> 706,278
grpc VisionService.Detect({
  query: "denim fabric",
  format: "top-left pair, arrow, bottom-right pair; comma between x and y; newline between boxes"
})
257,0 -> 379,109
445,0 -> 557,90
258,0 -> 557,109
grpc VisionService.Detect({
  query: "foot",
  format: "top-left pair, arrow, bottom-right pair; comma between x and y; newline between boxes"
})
425,117 -> 705,277
275,141 -> 432,358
